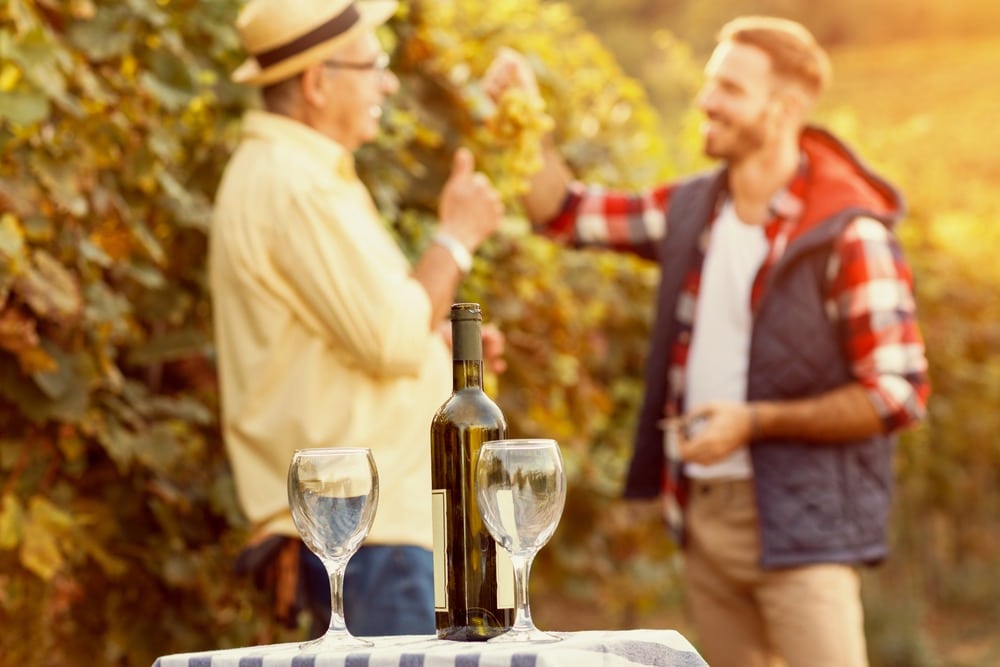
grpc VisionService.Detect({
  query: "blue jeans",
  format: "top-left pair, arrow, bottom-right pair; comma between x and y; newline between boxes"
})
301,543 -> 435,636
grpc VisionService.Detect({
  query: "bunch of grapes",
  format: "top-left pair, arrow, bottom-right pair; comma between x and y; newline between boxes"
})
484,88 -> 554,199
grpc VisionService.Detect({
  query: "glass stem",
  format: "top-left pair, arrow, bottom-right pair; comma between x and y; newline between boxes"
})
510,553 -> 535,632
326,562 -> 349,636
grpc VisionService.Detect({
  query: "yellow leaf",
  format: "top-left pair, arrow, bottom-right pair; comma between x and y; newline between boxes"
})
18,497 -> 73,580
0,493 -> 23,549
0,213 -> 27,275
29,495 -> 75,531
81,97 -> 107,114
20,525 -> 64,580
121,55 -> 138,79
0,63 -> 21,92
18,495 -> 78,579
16,344 -> 57,375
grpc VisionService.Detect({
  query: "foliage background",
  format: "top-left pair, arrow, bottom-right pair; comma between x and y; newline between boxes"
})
1,0 -> 997,665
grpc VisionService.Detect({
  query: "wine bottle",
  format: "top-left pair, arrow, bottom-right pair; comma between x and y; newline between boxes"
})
431,303 -> 515,641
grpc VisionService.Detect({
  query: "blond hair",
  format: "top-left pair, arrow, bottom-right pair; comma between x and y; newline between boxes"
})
718,16 -> 831,98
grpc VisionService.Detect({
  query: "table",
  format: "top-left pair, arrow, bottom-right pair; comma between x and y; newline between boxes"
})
151,629 -> 707,667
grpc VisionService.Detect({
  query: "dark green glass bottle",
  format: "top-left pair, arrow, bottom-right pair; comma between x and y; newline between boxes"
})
431,303 -> 514,641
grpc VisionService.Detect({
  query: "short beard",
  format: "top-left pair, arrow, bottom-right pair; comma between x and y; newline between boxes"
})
703,109 -> 770,162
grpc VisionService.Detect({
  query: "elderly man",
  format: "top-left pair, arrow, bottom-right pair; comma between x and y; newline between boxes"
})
484,16 -> 929,667
213,0 -> 504,636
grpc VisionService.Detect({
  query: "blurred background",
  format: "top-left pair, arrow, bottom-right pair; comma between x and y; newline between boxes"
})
1,0 -> 997,665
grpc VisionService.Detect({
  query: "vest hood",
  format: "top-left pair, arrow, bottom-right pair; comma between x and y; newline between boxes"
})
796,126 -> 904,238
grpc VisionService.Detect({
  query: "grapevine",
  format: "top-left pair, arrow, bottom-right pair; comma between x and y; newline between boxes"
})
484,87 -> 554,199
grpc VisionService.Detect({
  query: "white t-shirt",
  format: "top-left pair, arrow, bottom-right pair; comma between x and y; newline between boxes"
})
685,200 -> 769,480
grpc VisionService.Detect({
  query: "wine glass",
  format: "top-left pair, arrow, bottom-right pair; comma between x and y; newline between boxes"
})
475,438 -> 566,643
287,447 -> 379,650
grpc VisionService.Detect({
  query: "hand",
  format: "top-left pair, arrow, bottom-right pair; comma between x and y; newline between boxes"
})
677,401 -> 754,465
439,148 -> 503,251
481,323 -> 507,374
482,47 -> 541,104
435,321 -> 506,375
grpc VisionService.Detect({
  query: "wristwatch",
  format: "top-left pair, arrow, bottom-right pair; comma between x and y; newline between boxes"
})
432,231 -> 473,274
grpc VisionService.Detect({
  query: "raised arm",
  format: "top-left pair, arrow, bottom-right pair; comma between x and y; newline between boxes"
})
412,148 -> 504,326
482,48 -> 572,226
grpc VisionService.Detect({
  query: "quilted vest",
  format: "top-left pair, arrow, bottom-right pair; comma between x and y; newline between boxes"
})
624,129 -> 903,567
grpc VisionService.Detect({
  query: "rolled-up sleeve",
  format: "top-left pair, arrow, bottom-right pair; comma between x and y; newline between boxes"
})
541,181 -> 673,261
830,216 -> 930,432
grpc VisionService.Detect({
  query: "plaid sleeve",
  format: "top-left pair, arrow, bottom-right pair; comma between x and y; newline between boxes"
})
829,216 -> 930,432
541,181 -> 673,261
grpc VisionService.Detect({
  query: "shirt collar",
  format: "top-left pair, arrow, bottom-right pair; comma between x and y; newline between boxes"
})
716,151 -> 809,223
766,152 -> 809,221
240,109 -> 357,180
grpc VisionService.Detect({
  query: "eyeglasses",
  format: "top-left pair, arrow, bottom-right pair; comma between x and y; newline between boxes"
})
322,52 -> 390,74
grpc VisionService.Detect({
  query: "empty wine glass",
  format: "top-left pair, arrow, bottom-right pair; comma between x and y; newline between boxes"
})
475,438 -> 566,643
288,447 -> 379,651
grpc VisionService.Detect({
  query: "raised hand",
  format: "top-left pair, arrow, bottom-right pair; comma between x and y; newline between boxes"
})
439,147 -> 504,252
482,47 -> 541,104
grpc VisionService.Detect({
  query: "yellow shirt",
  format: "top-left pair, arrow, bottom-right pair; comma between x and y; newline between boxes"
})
210,110 -> 450,549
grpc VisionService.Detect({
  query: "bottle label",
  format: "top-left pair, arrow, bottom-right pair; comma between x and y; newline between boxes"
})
431,488 -> 448,611
496,541 -> 515,609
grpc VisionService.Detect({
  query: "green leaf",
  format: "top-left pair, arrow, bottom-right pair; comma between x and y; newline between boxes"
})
140,71 -> 192,112
15,249 -> 83,324
28,152 -> 89,217
20,214 -> 54,243
82,281 -> 133,342
127,328 -> 209,366
150,395 -> 213,426
125,0 -> 170,28
27,343 -> 91,421
133,423 -> 187,473
95,413 -> 136,469
4,26 -> 78,115
157,170 -> 212,230
66,7 -> 134,61
78,238 -> 113,268
0,89 -> 49,125
123,214 -> 167,266
124,260 -> 167,288
4,377 -> 88,424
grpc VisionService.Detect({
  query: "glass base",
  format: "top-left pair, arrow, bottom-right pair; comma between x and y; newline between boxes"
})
487,627 -> 563,644
298,630 -> 373,652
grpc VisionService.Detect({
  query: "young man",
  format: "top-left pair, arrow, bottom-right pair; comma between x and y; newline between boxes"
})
214,0 -> 504,636
484,16 -> 929,667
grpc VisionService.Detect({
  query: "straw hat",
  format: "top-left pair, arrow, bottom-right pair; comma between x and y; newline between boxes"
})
232,0 -> 397,86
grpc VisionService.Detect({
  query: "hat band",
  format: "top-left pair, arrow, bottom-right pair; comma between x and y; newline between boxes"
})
254,4 -> 361,69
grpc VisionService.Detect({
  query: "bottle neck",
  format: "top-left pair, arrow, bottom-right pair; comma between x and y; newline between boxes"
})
453,360 -> 484,391
452,319 -> 484,392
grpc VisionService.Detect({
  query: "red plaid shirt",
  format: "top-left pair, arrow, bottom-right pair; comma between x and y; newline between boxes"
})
543,164 -> 930,435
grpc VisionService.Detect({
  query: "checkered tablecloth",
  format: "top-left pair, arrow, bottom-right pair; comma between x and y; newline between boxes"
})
151,629 -> 707,667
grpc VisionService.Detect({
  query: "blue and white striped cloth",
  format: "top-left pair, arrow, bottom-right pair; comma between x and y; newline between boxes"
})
151,629 -> 706,667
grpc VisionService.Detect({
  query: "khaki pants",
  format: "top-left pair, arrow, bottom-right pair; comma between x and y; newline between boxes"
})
683,478 -> 869,667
